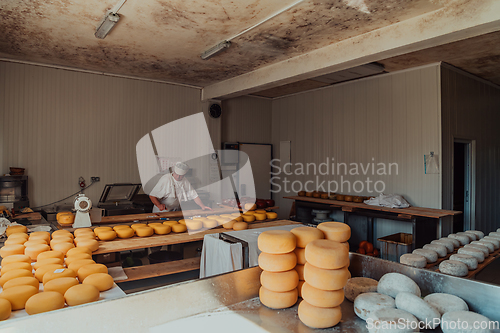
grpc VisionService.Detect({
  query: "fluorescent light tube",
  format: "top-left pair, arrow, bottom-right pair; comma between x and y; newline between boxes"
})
95,11 -> 120,39
201,41 -> 231,60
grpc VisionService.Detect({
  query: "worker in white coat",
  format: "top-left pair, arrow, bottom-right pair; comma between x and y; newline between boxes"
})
148,162 -> 212,212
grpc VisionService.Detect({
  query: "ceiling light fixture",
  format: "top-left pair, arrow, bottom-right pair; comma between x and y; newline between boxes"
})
95,11 -> 120,39
201,41 -> 232,60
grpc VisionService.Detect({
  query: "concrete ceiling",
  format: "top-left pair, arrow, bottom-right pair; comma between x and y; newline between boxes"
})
1,0 -> 499,100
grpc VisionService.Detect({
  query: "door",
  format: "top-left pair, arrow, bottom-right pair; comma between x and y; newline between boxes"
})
453,140 -> 473,231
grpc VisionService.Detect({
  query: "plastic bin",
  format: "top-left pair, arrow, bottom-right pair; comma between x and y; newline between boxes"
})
377,233 -> 413,262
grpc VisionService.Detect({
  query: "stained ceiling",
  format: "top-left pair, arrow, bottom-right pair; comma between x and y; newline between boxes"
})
1,0 -> 499,99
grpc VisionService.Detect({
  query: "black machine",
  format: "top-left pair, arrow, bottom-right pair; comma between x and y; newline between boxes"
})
97,183 -> 153,216
0,175 -> 29,212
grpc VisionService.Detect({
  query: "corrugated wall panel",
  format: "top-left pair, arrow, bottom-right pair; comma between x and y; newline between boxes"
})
0,61 -> 217,209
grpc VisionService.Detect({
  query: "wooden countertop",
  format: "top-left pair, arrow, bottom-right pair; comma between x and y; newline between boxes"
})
93,219 -> 299,255
285,196 -> 461,219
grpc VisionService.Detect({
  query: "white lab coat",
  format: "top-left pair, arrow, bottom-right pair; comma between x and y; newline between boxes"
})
149,173 -> 198,213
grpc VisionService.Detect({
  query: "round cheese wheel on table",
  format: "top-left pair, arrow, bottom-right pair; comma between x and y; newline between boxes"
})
266,212 -> 278,220
479,239 -> 499,251
316,222 -> 351,242
366,308 -> 419,333
64,284 -> 100,306
233,222 -> 248,231
258,252 -> 297,272
353,292 -> 396,320
65,253 -> 92,266
441,311 -> 492,333
77,263 -> 108,282
1,262 -> 32,275
344,277 -> 379,302
130,224 -> 147,231
34,258 -> 64,270
260,270 -> 299,292
395,292 -> 440,329
113,225 -> 132,231
43,268 -> 77,285
457,247 -> 485,262
258,230 -> 296,254
305,239 -> 349,270
5,225 -> 27,236
483,236 -> 500,248
29,231 -> 50,241
259,286 -> 297,309
445,237 -> 461,248
51,229 -> 72,238
24,239 -> 49,247
116,228 -> 135,239
377,272 -> 421,298
4,238 -> 27,246
74,234 -> 96,243
0,298 -> 11,320
290,227 -> 324,248
222,220 -> 235,229
399,253 -> 427,268
51,242 -> 74,255
449,254 -> 478,270
50,233 -> 74,241
185,220 -> 202,231
49,238 -> 73,248
438,260 -> 468,277
152,225 -> 171,235
73,228 -> 94,236
25,244 -> 51,261
294,248 -> 306,265
412,249 -> 438,263
254,213 -> 267,221
301,282 -> 344,308
94,227 -> 113,234
203,219 -> 218,229
457,231 -> 476,241
466,230 -> 484,239
25,291 -> 65,315
34,264 -> 65,282
242,215 -> 255,222
0,244 -> 26,258
3,276 -> 40,290
44,277 -> 79,295
0,285 -> 38,310
171,224 -> 187,233
83,273 -> 114,291
298,300 -> 341,329
76,239 -> 99,252
448,234 -> 470,246
422,244 -> 447,257
423,293 -> 468,315
68,259 -> 96,273
37,250 -> 64,262
431,239 -> 454,253
303,263 -> 350,291
473,240 -> 494,252
464,243 -> 490,255
66,247 -> 92,257
97,230 -> 117,241
177,219 -> 186,225
8,233 -> 29,241
1,254 -> 31,266
135,227 -> 155,237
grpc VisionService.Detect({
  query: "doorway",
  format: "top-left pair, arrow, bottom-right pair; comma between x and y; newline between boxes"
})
453,140 -> 474,232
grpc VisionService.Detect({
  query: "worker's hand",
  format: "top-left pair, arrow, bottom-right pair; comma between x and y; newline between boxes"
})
201,206 -> 213,211
157,204 -> 166,211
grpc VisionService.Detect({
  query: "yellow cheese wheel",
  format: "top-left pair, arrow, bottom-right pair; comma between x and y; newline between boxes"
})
0,298 -> 10,320
177,219 -> 186,225
74,234 -> 96,243
258,252 -> 297,272
259,286 -> 297,309
73,228 -> 93,236
131,223 -> 147,231
244,203 -> 257,211
68,259 -> 96,274
77,263 -> 108,282
43,268 -> 77,285
34,264 -> 65,282
291,227 -> 325,248
65,253 -> 92,266
297,280 -> 305,298
254,213 -> 267,221
116,228 -> 135,239
147,223 -> 164,228
37,250 -> 64,262
49,238 -> 73,248
202,219 -> 218,229
266,212 -> 278,220
8,232 -> 29,240
56,212 -> 72,220
51,230 -> 72,238
303,263 -> 350,291
301,282 -> 344,308
258,230 -> 296,254
58,214 -> 75,225
25,244 -> 51,261
1,262 -> 32,275
294,248 -> 306,265
260,269 -> 299,292
317,222 -> 351,243
29,233 -> 51,243
305,239 -> 349,270
0,285 -> 38,310
0,244 -> 26,258
5,225 -> 27,237
152,225 -> 171,235
24,239 -> 49,248
34,258 -> 64,270
1,254 -> 31,266
254,210 -> 267,214
296,264 -> 305,280
50,234 -> 74,242
25,291 -> 65,314
232,216 -> 243,222
135,226 -> 154,237
76,239 -> 99,252
163,221 -> 179,226
206,215 -> 218,220
298,300 -> 341,328
186,220 -> 203,231
97,230 -> 117,241
113,225 -> 132,231
66,247 -> 92,257
172,224 -> 187,233
341,242 -> 349,251
51,242 -> 75,255
83,273 -> 114,291
94,227 -> 113,234
44,277 -> 79,295
3,276 -> 39,290
64,284 -> 100,306
233,222 -> 248,230
242,215 -> 256,222
223,219 -> 235,229
4,238 -> 27,246
0,269 -> 35,287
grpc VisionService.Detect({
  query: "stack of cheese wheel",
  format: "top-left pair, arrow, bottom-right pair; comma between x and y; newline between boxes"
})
298,222 -> 351,329
290,227 -> 324,297
258,230 -> 298,309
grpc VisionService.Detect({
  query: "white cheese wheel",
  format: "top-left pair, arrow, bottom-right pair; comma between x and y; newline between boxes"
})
290,227 -> 324,248
295,264 -> 304,280
354,292 -> 396,320
439,260 -> 468,277
64,284 -> 100,306
483,236 -> 500,248
202,219 -> 218,229
77,263 -> 108,282
449,254 -> 478,270
259,286 -> 297,309
0,244 -> 26,258
399,254 -> 427,268
464,243 -> 489,255
294,248 -> 306,265
344,277 -> 379,302
457,231 -> 476,241
316,222 -> 351,242
377,273 -> 421,298
448,234 -> 470,246
422,244 -> 447,257
441,311 -> 492,333
298,300 -> 341,329
0,269 -> 33,287
25,291 -> 65,315
301,282 -> 344,308
258,230 -> 296,254
51,242 -> 75,255
431,240 -> 454,253
423,293 -> 468,315
43,268 -> 77,285
260,269 -> 299,292
471,240 -> 494,253
412,249 -> 438,263
1,254 -> 31,266
0,299 -> 11,321
479,239 -> 499,250
303,263 -> 350,291
395,292 -> 440,329
76,239 -> 99,252
366,308 -> 419,333
445,237 -> 461,248
0,285 -> 38,310
258,252 -> 297,272
44,277 -> 80,295
82,273 -> 114,291
457,247 -> 484,262
3,276 -> 40,290
305,239 -> 349,270
465,230 -> 484,239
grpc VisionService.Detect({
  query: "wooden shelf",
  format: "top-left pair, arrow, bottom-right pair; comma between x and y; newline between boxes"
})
120,257 -> 201,283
